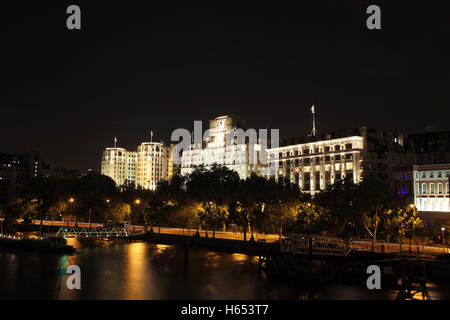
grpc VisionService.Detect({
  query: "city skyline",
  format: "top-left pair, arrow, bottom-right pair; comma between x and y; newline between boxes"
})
3,1 -> 450,171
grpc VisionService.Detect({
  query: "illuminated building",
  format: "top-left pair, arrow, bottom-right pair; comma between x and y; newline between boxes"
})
266,127 -> 415,195
181,115 -> 266,179
267,136 -> 364,195
413,164 -> 450,217
167,144 -> 180,180
136,142 -> 170,190
101,148 -> 137,186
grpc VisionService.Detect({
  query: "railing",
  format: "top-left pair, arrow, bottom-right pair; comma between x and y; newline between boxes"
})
281,234 -> 450,257
281,233 -> 348,256
56,227 -> 131,238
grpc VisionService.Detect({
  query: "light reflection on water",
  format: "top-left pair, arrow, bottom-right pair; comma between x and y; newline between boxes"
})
0,239 -> 449,300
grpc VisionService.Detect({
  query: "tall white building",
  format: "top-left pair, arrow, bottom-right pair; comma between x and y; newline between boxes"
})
101,148 -> 137,186
181,115 -> 266,179
136,142 -> 170,190
101,141 -> 171,190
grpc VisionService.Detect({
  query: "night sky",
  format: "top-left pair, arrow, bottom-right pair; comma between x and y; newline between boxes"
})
2,1 -> 450,171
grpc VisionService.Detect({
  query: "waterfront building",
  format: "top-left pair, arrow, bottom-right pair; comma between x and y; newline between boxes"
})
412,163 -> 450,222
266,127 -> 415,195
136,142 -> 170,190
101,148 -> 137,187
180,115 -> 267,179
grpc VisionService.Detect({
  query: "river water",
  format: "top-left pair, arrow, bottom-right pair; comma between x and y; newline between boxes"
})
0,238 -> 448,300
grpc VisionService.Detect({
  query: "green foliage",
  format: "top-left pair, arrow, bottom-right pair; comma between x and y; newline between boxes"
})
105,201 -> 131,224
14,165 -> 432,245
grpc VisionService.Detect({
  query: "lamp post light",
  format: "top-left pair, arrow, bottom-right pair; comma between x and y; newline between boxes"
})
67,197 -> 75,227
133,199 -> 141,231
442,227 -> 445,245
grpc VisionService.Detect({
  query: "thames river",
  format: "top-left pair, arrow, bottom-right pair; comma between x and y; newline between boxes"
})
0,238 -> 448,300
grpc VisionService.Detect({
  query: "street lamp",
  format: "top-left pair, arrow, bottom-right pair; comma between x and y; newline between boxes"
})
68,197 -> 75,227
442,227 -> 445,245
132,199 -> 141,231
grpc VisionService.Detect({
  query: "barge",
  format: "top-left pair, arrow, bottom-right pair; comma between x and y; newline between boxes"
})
0,235 -> 76,254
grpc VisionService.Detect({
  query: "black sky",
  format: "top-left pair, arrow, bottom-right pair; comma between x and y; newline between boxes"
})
2,1 -> 450,171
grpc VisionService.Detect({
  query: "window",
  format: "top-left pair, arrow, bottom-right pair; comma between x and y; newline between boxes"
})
335,145 -> 341,151
430,183 -> 435,194
416,183 -> 419,193
438,183 -> 443,194
422,183 -> 427,194
345,143 -> 352,150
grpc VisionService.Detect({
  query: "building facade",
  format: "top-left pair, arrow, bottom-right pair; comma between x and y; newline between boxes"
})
101,148 -> 137,187
392,165 -> 414,200
101,142 -> 171,190
267,136 -> 365,195
180,115 -> 266,179
136,142 -> 170,190
413,164 -> 450,215
266,127 -> 415,195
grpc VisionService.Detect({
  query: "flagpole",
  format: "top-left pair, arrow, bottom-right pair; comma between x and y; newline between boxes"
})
311,105 -> 316,137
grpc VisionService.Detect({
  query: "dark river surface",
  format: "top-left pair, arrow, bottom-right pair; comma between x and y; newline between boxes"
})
0,238 -> 449,300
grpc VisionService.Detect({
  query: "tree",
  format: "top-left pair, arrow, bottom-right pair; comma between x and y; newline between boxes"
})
48,199 -> 68,221
186,164 -> 240,238
16,198 -> 41,221
295,202 -> 329,235
265,177 -> 301,240
106,202 -> 131,224
358,175 -> 394,251
314,176 -> 362,236
385,200 -> 424,252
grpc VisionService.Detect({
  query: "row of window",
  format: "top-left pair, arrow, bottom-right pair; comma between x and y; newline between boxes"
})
277,143 -> 355,158
416,198 -> 450,211
416,171 -> 450,179
417,182 -> 449,194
